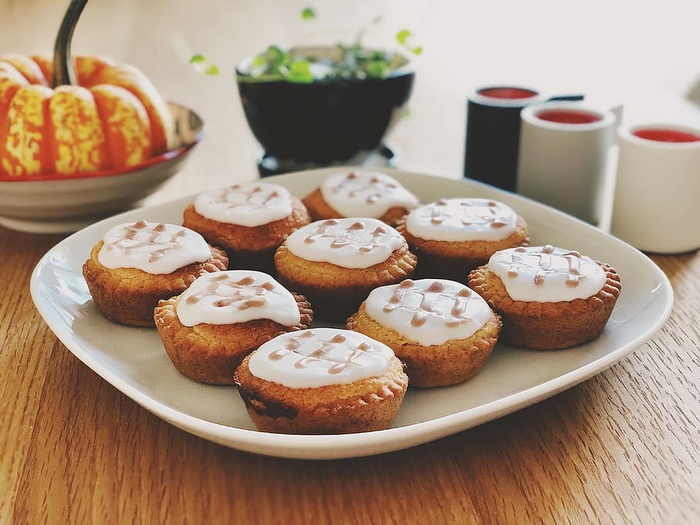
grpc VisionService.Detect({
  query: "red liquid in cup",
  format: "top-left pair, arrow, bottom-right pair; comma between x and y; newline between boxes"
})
479,87 -> 538,100
633,128 -> 700,143
536,109 -> 602,124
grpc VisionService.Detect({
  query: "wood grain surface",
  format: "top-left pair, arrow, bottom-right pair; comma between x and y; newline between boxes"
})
2,232 -> 699,523
2,1 -> 700,523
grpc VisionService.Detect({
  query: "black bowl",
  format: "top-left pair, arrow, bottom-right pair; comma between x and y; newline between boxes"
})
236,46 -> 415,168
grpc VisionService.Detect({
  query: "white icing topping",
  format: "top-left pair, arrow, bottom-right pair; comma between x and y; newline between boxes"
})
405,198 -> 518,241
488,245 -> 606,302
284,218 -> 405,269
193,182 -> 293,227
98,221 -> 211,275
364,279 -> 492,346
248,328 -> 395,388
175,270 -> 301,327
319,170 -> 419,218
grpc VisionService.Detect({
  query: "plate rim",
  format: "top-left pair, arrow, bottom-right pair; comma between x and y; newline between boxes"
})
30,167 -> 675,459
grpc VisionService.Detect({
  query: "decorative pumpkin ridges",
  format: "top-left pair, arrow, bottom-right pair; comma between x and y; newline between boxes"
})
0,53 -> 174,176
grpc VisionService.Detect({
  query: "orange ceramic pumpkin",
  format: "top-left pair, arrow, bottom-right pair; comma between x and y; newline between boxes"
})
0,53 -> 174,176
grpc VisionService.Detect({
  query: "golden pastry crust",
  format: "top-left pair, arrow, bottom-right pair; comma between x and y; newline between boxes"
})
182,196 -> 311,274
234,355 -> 408,434
347,303 -> 501,387
274,242 -> 418,323
396,215 -> 529,284
154,293 -> 313,385
467,262 -> 622,350
82,241 -> 228,327
302,187 -> 411,226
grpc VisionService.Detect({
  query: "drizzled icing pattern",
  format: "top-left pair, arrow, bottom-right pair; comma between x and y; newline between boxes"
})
175,270 -> 301,327
284,218 -> 405,268
405,198 -> 518,241
365,279 -> 492,345
488,245 -> 606,302
248,328 -> 395,388
193,182 -> 293,227
320,170 -> 419,218
98,221 -> 211,274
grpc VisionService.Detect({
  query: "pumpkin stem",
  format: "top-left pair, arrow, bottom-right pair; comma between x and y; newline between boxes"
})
52,0 -> 89,87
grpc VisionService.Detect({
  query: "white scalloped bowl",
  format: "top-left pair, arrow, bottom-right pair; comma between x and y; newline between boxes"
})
0,102 -> 203,233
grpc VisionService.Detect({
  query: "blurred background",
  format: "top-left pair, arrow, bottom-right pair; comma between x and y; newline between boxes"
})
1,0 -> 699,190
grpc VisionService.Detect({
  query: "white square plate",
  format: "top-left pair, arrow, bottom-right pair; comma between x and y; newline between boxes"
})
30,168 -> 673,459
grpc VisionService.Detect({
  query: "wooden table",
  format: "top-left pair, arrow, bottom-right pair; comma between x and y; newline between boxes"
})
2,1 -> 700,523
4,230 -> 699,525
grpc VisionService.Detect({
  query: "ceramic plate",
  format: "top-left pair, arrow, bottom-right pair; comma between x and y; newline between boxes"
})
30,168 -> 674,459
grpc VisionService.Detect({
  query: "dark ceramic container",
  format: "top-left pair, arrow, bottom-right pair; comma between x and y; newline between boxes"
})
236,46 -> 415,169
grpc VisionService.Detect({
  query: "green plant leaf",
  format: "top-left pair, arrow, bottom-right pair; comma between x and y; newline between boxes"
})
285,60 -> 315,83
301,7 -> 316,20
189,54 -> 220,75
396,30 -> 411,46
366,60 -> 389,78
396,29 -> 422,55
267,45 -> 289,69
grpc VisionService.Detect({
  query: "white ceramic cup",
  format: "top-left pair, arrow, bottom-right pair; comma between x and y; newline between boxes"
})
516,102 -> 616,224
610,123 -> 700,253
